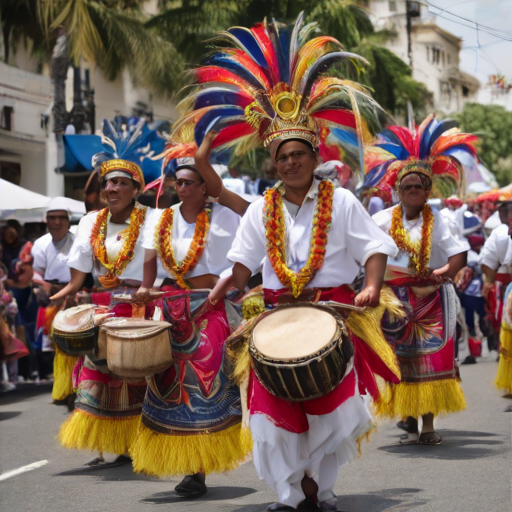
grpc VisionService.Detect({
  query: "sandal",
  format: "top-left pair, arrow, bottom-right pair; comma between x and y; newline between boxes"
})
418,431 -> 443,445
396,416 -> 418,434
266,504 -> 297,511
398,433 -> 419,445
84,457 -> 106,467
175,474 -> 207,499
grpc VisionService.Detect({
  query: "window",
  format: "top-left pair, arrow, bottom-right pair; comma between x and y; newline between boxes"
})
442,50 -> 445,67
462,86 -> 469,98
0,106 -> 13,131
426,46 -> 430,61
432,47 -> 441,65
448,53 -> 451,64
389,0 -> 397,12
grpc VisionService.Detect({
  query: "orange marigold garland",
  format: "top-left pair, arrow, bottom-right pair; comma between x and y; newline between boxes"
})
389,203 -> 434,277
264,180 -> 334,298
90,203 -> 147,289
155,206 -> 211,289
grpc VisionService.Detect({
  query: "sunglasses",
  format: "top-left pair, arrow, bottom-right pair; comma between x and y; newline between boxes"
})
175,179 -> 201,188
400,184 -> 425,192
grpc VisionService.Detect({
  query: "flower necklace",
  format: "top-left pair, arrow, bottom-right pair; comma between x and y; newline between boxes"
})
155,205 -> 211,289
389,203 -> 434,277
264,180 -> 334,298
90,202 -> 146,289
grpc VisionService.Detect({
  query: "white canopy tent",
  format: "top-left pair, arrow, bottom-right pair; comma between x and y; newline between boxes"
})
0,179 -> 85,222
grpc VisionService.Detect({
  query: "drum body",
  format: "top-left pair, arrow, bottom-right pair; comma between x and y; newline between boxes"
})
102,319 -> 173,378
52,305 -> 98,356
249,304 -> 353,402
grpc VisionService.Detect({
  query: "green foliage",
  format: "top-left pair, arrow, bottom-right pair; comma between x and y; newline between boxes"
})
455,103 -> 512,185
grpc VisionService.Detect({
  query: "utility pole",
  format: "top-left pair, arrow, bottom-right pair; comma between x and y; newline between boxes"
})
406,1 -> 421,71
406,0 -> 413,69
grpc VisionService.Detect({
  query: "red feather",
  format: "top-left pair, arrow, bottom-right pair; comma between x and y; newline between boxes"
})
311,109 -> 356,130
212,123 -> 255,148
194,67 -> 253,91
251,23 -> 280,84
387,126 -> 416,157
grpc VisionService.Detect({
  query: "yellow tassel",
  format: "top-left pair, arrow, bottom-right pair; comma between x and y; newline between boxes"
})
130,421 -> 252,477
242,294 -> 265,320
58,409 -> 140,455
375,379 -> 466,419
356,426 -> 376,457
495,323 -> 512,393
345,292 -> 401,381
51,346 -> 78,401
379,285 -> 407,321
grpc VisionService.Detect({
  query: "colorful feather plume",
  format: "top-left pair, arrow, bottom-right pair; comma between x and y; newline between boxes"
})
177,12 -> 389,179
362,114 -> 478,202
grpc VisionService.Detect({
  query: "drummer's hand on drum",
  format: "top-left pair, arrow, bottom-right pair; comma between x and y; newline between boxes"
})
354,285 -> 380,308
134,286 -> 152,306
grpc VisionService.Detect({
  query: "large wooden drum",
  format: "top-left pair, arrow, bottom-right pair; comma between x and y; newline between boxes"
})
101,319 -> 173,378
52,305 -> 98,356
249,304 -> 354,402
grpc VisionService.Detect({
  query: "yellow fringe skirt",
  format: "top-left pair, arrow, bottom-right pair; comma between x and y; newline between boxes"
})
130,421 -> 253,478
495,323 -> 512,394
58,409 -> 140,455
376,378 -> 466,419
51,347 -> 78,401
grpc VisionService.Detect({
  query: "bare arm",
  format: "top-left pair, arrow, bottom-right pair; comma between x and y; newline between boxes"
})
140,249 -> 158,291
354,253 -> 387,307
50,268 -> 87,301
208,273 -> 235,303
195,131 -> 250,216
481,263 -> 496,284
232,262 -> 252,292
433,252 -> 467,279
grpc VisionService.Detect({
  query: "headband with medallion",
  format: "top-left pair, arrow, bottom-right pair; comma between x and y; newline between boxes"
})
92,118 -> 150,190
171,12 -> 389,181
363,114 -> 478,202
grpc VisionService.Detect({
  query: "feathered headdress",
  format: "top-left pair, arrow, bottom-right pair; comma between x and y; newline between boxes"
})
173,12 -> 389,178
363,114 -> 478,202
93,118 -> 168,189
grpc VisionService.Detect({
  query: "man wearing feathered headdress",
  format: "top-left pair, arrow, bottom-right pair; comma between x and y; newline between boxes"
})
181,13 -> 403,512
368,115 -> 475,445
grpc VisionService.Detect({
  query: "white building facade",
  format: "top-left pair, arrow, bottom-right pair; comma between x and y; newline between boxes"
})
369,0 -> 480,113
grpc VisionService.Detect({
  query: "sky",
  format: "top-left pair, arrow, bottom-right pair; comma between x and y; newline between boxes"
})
424,0 -> 512,86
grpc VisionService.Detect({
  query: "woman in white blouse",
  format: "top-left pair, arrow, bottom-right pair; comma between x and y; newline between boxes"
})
373,170 -> 469,445
51,159 -> 149,467
129,157 -> 248,498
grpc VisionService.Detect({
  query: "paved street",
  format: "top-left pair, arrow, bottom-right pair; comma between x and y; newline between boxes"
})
1,356 -> 510,512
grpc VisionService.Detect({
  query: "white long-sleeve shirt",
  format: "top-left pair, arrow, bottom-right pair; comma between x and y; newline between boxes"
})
31,232 -> 74,283
479,223 -> 511,274
227,179 -> 398,290
143,202 -> 240,279
373,205 -> 469,271
67,203 -> 147,283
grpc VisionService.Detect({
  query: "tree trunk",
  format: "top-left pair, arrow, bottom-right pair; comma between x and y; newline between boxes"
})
50,31 -> 69,134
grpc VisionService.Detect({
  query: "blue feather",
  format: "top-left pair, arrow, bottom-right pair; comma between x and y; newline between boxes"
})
374,142 -> 409,160
228,27 -> 268,69
193,107 -> 245,146
363,162 -> 392,188
205,53 -> 267,89
427,119 -> 459,154
418,117 -> 437,159
379,129 -> 406,148
193,88 -> 250,109
268,19 -> 288,83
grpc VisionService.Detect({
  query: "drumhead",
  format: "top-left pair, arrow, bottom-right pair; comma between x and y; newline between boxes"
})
252,306 -> 337,361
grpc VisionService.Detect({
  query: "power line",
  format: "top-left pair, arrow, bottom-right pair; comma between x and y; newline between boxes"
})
422,1 -> 512,43
423,1 -> 512,40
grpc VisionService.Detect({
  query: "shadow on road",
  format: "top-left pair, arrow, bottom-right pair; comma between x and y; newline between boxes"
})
142,486 -> 258,504
379,429 -> 507,460
55,463 -> 157,482
232,488 -> 425,512
0,411 -> 22,421
0,383 -> 53,405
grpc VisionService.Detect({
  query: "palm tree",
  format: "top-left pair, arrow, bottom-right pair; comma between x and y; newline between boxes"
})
1,0 -> 184,133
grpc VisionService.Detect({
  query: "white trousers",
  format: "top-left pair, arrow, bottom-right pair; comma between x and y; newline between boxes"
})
250,393 -> 374,508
